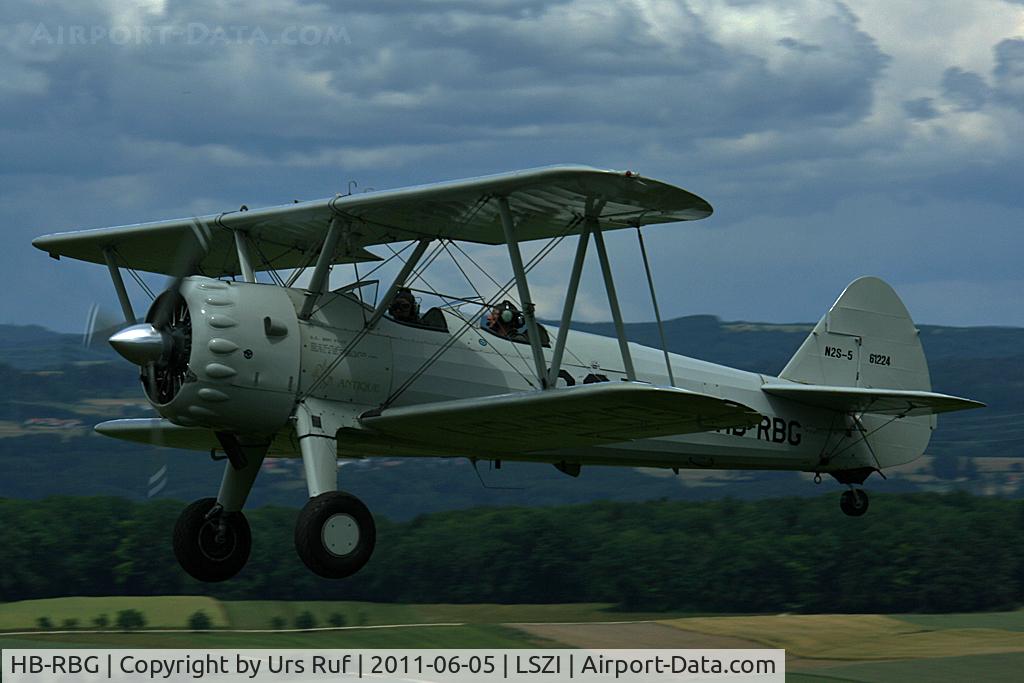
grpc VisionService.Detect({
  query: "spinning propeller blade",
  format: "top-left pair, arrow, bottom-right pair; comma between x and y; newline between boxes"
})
151,218 -> 213,330
82,303 -> 130,349
107,217 -> 213,405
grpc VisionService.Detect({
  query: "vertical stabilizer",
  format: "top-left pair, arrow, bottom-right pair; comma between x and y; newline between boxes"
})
780,276 -> 930,391
779,277 -> 933,469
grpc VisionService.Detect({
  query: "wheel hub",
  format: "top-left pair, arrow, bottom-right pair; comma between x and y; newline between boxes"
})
198,520 -> 236,561
321,513 -> 359,556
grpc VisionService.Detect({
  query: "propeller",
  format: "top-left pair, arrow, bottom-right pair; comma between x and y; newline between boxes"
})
152,219 -> 214,330
82,302 -> 131,350
108,219 -> 213,404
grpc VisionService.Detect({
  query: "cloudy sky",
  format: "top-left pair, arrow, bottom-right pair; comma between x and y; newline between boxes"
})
3,0 -> 1024,332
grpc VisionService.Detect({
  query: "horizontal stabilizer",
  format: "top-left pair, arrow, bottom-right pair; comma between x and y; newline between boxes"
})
761,384 -> 985,417
360,382 -> 762,454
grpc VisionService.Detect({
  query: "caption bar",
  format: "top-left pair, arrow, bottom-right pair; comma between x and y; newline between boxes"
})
2,649 -> 784,682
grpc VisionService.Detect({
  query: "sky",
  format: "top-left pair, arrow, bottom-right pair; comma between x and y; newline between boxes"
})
2,0 -> 1024,332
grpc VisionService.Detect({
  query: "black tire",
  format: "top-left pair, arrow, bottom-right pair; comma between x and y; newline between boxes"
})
294,491 -> 376,579
173,497 -> 251,582
840,489 -> 869,517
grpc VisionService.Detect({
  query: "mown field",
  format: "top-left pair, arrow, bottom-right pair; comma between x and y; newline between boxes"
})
5,598 -> 1024,681
660,613 -> 1024,682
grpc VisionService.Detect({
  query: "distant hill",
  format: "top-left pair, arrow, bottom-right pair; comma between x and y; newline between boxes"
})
0,324 -> 116,369
1,316 -> 1021,518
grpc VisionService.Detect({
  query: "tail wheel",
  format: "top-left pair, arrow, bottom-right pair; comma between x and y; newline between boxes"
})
295,491 -> 376,578
840,489 -> 869,517
173,497 -> 251,582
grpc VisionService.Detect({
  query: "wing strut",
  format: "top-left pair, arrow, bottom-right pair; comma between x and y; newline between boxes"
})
636,227 -> 674,386
232,230 -> 256,283
593,222 -> 637,380
299,216 -> 344,320
365,238 -> 432,330
102,248 -> 136,324
498,196 -> 549,389
547,227 -> 591,387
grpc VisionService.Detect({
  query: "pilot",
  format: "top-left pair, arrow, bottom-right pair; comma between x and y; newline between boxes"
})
485,301 -> 524,340
388,288 -> 420,324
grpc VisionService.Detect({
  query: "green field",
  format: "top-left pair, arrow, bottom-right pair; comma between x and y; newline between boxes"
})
897,610 -> 1024,632
787,653 -> 1024,683
0,598 -> 657,649
0,596 -> 229,630
661,613 -> 1024,660
220,600 -> 686,629
0,597 -> 685,633
5,598 -> 1024,681
0,625 -> 547,649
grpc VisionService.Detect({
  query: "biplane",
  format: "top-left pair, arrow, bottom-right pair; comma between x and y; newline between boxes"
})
32,165 -> 983,582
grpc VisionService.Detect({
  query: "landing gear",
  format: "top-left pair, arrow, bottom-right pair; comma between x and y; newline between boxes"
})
291,401 -> 376,579
173,498 -> 252,582
840,488 -> 869,517
294,491 -> 376,578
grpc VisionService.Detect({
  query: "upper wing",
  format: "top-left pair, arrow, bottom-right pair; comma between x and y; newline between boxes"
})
359,382 -> 761,454
761,383 -> 985,417
32,165 -> 712,276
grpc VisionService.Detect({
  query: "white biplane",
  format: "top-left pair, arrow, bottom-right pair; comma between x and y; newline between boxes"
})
33,165 -> 983,582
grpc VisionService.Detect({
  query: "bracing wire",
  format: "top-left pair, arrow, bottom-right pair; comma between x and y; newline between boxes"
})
111,248 -> 156,301
250,238 -> 287,287
449,241 -> 503,290
125,267 -> 156,301
381,233 -> 568,408
298,236 -> 517,402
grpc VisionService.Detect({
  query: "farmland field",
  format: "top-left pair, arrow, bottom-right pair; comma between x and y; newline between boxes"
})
4,598 -> 1024,681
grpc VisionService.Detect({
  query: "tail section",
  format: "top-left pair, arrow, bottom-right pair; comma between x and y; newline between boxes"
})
774,276 -> 982,476
779,277 -> 938,471
780,276 -> 930,392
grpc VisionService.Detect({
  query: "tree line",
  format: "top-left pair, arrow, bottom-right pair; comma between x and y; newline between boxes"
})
0,493 -> 1020,613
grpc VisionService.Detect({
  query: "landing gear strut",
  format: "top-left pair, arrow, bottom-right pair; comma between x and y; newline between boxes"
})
839,488 -> 869,517
173,498 -> 252,582
173,438 -> 267,582
293,402 -> 376,578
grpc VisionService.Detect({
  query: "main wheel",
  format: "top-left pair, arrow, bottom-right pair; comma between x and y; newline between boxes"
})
840,489 -> 869,517
173,497 -> 251,582
295,491 -> 376,578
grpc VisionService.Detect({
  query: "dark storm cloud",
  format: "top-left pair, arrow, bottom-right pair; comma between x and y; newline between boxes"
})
941,67 -> 990,111
1,1 -> 1021,330
777,37 -> 823,53
2,0 -> 889,170
993,38 -> 1024,110
903,97 -> 939,121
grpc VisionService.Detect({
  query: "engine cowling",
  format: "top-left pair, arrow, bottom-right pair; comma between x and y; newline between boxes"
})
139,277 -> 301,435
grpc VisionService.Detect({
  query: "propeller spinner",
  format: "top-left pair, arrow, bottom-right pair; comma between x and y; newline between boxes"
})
108,323 -> 170,366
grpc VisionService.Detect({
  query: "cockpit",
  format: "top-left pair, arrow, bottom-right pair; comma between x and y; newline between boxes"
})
480,300 -> 550,347
385,287 -> 448,332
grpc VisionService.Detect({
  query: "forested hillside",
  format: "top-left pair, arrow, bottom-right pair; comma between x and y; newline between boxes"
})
1,494 -> 1019,613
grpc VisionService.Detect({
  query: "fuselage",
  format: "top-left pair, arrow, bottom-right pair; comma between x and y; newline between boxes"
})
292,286 -> 908,474
134,277 -> 927,476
